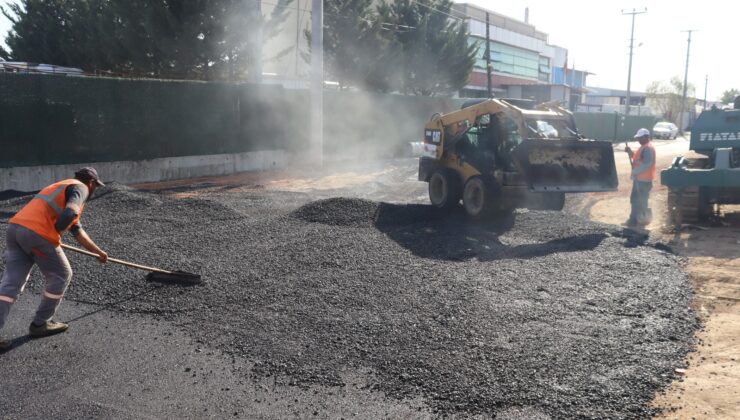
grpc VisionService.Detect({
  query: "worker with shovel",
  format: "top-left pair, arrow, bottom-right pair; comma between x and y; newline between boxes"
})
0,168 -> 108,351
624,128 -> 656,227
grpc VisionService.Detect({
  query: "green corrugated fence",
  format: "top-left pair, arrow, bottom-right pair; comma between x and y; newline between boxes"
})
0,73 -> 467,168
3,72 -> 659,169
574,112 -> 659,142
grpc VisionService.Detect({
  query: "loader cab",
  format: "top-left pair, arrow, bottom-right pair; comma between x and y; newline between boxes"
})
523,117 -> 579,140
450,113 -> 522,172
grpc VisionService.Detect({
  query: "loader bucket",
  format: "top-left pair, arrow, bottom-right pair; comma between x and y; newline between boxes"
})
512,139 -> 618,192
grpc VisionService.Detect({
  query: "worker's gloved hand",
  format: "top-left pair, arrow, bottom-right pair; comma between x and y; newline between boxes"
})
97,251 -> 108,263
625,146 -> 633,157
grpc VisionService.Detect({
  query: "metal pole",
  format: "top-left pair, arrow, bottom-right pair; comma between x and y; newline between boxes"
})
311,0 -> 324,166
703,74 -> 708,110
485,12 -> 492,98
679,30 -> 695,134
249,0 -> 263,83
295,0 -> 301,78
622,8 -> 646,117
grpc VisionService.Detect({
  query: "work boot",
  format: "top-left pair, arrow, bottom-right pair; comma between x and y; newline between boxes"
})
29,320 -> 69,338
0,336 -> 10,351
622,219 -> 637,227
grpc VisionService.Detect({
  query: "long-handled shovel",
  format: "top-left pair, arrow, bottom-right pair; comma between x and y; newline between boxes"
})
61,243 -> 202,285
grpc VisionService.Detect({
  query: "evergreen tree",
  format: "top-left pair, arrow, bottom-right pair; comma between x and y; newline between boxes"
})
377,0 -> 477,96
2,0 -> 83,66
305,0 -> 394,91
1,0 -> 292,81
306,0 -> 475,95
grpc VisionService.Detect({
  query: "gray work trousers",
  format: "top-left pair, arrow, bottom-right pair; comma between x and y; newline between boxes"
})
0,224 -> 73,331
629,180 -> 653,225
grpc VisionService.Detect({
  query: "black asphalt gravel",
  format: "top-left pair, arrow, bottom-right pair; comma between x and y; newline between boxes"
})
0,180 -> 697,419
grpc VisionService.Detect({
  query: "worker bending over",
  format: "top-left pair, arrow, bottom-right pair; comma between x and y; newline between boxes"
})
0,168 -> 108,350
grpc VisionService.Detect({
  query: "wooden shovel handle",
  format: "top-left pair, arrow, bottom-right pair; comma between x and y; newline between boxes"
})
60,243 -> 174,275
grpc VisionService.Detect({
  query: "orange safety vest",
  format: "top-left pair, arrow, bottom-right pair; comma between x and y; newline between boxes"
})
633,142 -> 656,181
9,179 -> 86,246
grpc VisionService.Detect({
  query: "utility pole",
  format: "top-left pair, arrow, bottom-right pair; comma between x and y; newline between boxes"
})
485,12 -> 492,98
703,74 -> 708,110
310,0 -> 323,166
678,30 -> 696,134
621,8 -> 646,117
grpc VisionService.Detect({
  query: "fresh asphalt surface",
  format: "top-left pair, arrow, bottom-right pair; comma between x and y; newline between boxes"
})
0,160 -> 698,419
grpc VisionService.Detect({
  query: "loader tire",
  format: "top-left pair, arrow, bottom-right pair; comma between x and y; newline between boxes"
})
428,170 -> 461,210
463,177 -> 494,218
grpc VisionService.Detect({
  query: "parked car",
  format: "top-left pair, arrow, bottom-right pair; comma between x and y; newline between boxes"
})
652,122 -> 679,139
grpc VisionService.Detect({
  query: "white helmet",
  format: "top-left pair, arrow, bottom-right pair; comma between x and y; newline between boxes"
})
633,128 -> 650,138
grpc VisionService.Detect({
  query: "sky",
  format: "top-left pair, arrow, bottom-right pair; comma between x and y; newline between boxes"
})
1,0 -> 738,101
464,0 -> 738,101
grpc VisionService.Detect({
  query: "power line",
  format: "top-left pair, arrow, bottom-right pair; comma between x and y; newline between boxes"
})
411,0 -> 466,21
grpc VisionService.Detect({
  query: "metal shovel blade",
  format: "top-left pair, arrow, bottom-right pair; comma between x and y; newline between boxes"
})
146,271 -> 202,286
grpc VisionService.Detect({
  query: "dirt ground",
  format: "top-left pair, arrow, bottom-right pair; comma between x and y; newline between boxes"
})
135,139 -> 739,418
570,137 -> 740,419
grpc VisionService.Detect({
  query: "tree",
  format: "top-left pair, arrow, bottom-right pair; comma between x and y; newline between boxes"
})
1,0 -> 80,66
1,0 -> 293,81
646,76 -> 695,123
377,0 -> 477,96
306,0 -> 477,95
720,88 -> 740,105
304,0 -> 396,92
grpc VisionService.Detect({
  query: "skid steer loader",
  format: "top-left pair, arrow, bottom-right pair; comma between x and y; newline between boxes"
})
418,98 -> 618,218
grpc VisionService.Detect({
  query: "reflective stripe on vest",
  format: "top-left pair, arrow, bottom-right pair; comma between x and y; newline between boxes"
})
9,179 -> 85,246
633,143 -> 656,181
33,184 -> 68,216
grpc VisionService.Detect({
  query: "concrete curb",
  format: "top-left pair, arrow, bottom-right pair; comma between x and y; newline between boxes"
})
0,149 -> 287,191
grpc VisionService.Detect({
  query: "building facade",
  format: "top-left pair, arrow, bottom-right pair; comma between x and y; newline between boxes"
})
452,3 -> 589,110
452,3 -> 553,97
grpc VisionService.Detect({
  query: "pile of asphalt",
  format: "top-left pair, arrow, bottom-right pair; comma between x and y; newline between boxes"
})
0,184 -> 697,418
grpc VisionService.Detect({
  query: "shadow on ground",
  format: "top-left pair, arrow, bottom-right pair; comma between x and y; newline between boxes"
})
373,203 -> 608,261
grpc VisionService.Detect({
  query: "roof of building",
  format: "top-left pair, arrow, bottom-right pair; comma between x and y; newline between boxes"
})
452,3 -> 548,42
586,87 -> 647,97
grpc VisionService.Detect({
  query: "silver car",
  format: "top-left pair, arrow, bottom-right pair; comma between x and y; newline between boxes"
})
652,122 -> 679,139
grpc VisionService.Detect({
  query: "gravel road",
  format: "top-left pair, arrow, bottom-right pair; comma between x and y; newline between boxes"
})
0,175 -> 698,418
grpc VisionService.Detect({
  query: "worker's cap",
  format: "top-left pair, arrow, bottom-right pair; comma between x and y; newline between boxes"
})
74,167 -> 105,186
633,128 -> 651,138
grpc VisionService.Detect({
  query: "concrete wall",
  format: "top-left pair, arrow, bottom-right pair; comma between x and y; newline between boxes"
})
1,150 -> 287,192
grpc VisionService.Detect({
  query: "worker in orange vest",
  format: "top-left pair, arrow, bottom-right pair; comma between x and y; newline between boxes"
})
624,128 -> 657,227
0,168 -> 108,351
